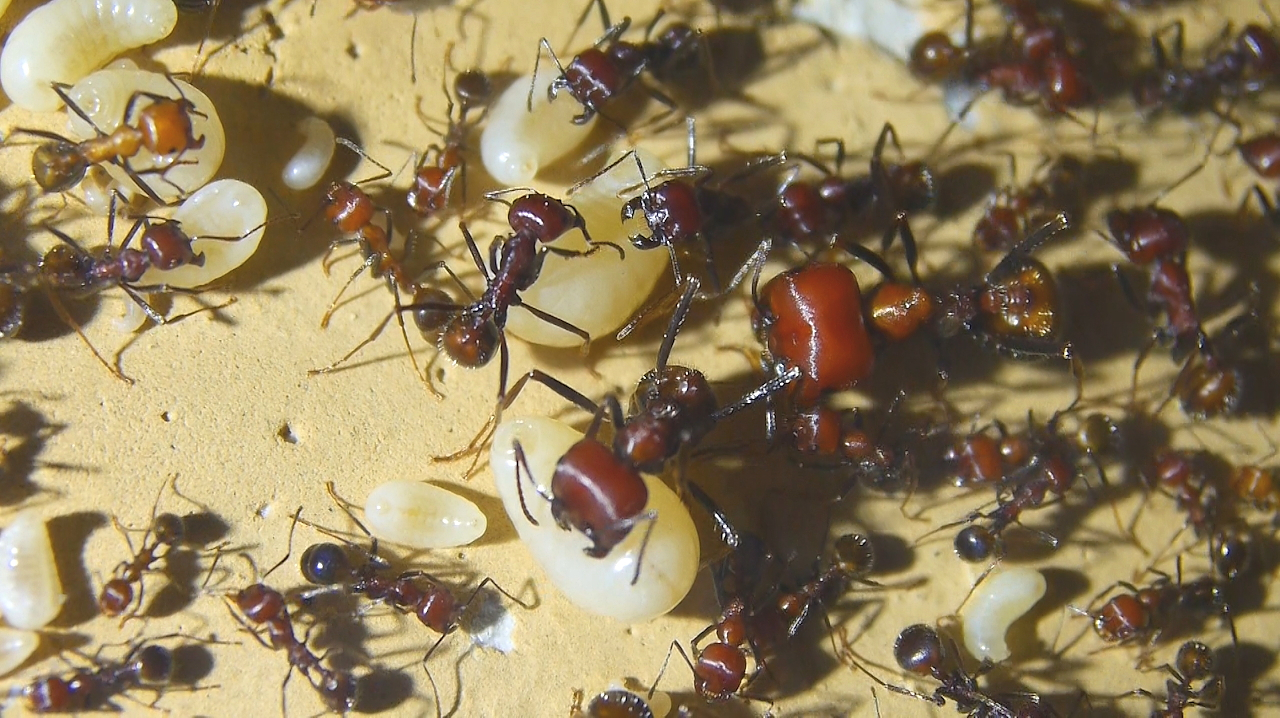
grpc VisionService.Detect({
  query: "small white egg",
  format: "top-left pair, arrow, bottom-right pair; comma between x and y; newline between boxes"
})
64,68 -> 225,204
960,566 -> 1046,662
363,479 -> 487,549
505,149 -> 670,347
0,0 -> 177,111
0,628 -> 37,676
137,179 -> 268,289
0,511 -> 65,630
282,116 -> 336,191
489,416 -> 698,623
480,72 -> 597,185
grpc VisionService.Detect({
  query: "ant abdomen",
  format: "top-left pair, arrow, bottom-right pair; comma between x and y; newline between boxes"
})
893,623 -> 945,677
300,542 -> 350,585
236,583 -> 285,624
32,142 -> 89,193
954,525 -> 996,563
909,32 -> 963,80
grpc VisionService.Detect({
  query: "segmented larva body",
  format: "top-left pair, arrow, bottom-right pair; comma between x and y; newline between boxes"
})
1,0 -> 178,111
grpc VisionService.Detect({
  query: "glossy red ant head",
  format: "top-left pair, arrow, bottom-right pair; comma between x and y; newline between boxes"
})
508,193 -> 584,244
236,583 -> 285,624
32,141 -> 90,193
0,284 -> 23,338
142,223 -> 203,271
974,206 -> 1022,251
323,182 -> 377,235
99,578 -> 135,616
868,281 -> 935,342
410,285 -> 453,335
549,440 -> 649,557
619,366 -> 718,470
1042,54 -> 1090,111
1239,24 -> 1280,73
1146,449 -> 1196,491
631,366 -> 717,428
442,311 -> 501,368
583,689 -> 655,718
138,98 -> 204,157
1105,207 -> 1189,265
776,182 -> 833,240
133,644 -> 175,685
622,180 -> 704,248
753,263 -> 875,405
693,642 -> 746,700
1093,593 -> 1149,641
909,32 -> 963,80
563,48 -> 628,112
954,525 -> 996,562
893,624 -> 945,677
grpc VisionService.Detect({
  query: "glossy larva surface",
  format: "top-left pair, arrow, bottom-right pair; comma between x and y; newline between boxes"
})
363,479 -> 487,549
0,628 -> 37,676
480,72 -> 597,185
282,116 -> 336,191
489,416 -> 698,622
0,511 -> 64,630
961,566 -> 1046,662
137,179 -> 268,289
64,68 -> 225,204
0,0 -> 177,111
505,149 -> 670,347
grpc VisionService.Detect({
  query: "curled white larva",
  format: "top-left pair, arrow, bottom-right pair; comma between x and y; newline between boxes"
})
136,179 -> 268,289
363,479 -> 487,549
480,72 -> 598,185
282,117 -> 336,191
961,566 -> 1047,662
489,416 -> 699,623
64,68 -> 225,204
1,0 -> 178,111
0,628 -> 37,676
505,150 -> 670,348
0,511 -> 64,630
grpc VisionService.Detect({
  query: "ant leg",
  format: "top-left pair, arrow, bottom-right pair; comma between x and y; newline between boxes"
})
652,277 -> 699,369
43,287 -> 134,384
263,507 -> 304,580
1000,212 -> 1070,267
881,210 -> 921,283
319,252 -> 378,328
712,366 -> 801,421
813,137 -> 847,174
567,149 -> 639,195
512,439 -> 554,525
840,233 -> 897,282
649,640 -> 696,700
515,300 -> 591,347
335,138 -> 393,184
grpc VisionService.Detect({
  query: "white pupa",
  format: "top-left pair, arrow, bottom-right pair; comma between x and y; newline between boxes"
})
0,0 -> 177,112
480,72 -> 597,185
0,511 -> 65,630
363,480 -> 487,549
504,149 -> 670,347
64,68 -> 225,204
489,416 -> 698,623
282,117 -> 337,191
135,179 -> 269,289
961,566 -> 1046,662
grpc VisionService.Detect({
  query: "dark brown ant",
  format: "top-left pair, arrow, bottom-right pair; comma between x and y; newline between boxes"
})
1132,20 -> 1280,116
10,80 -> 206,205
98,500 -> 186,622
840,623 -> 1060,717
973,154 -> 1085,252
569,687 -> 659,718
21,640 -> 180,713
1122,640 -> 1222,716
530,0 -> 698,125
227,579 -> 358,714
407,46 -> 493,221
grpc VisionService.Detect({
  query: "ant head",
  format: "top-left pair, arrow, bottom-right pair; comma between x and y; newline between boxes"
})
1176,640 -> 1215,681
99,578 -> 135,616
692,642 -> 747,699
908,32 -> 963,81
300,542 -> 351,586
133,644 -> 175,685
322,181 -> 376,231
137,98 -> 202,156
1174,352 -> 1242,420
953,525 -> 995,563
152,513 -> 186,546
442,312 -> 501,368
630,366 -> 716,426
32,142 -> 89,193
318,670 -> 359,713
889,161 -> 935,214
1104,206 -> 1188,265
453,70 -> 493,119
142,222 -> 201,272
893,624 -> 945,677
832,533 -> 875,579
975,257 -> 1065,353
508,192 -> 583,244
235,582 -> 285,624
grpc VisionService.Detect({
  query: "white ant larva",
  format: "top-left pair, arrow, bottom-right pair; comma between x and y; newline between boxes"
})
489,416 -> 699,623
480,72 -> 597,186
0,627 -> 38,677
505,148 -> 669,348
363,479 -> 487,549
282,116 -> 336,191
960,566 -> 1046,662
63,68 -> 226,205
0,0 -> 178,111
0,511 -> 65,631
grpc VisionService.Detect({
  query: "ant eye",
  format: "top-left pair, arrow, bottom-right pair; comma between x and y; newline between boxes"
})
301,543 -> 348,585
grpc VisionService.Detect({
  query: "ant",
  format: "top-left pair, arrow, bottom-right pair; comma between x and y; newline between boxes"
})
10,79 -> 207,206
1122,640 -> 1222,716
782,397 -> 919,499
97,477 -> 194,622
767,122 -> 936,251
407,45 -> 493,221
530,0 -> 700,125
840,623 -> 1061,717
973,154 -> 1085,252
21,639 -> 185,712
1132,20 -> 1280,116
569,687 -> 660,718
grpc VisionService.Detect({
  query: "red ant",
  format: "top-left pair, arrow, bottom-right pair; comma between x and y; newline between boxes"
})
569,687 -> 659,718
407,46 -> 493,221
97,482 -> 189,622
973,154 -> 1085,252
1121,640 -> 1222,716
841,623 -> 1062,717
530,0 -> 699,124
11,80 -> 207,206
21,639 -> 184,712
1132,20 -> 1280,116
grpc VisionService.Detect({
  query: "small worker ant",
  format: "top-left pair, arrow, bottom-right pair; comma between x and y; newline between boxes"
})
1121,640 -> 1223,716
21,639 -> 185,713
97,477 -> 194,623
973,154 -> 1085,252
1132,19 -> 1280,116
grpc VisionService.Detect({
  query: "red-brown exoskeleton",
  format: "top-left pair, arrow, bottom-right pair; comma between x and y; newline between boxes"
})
1132,20 -> 1280,116
407,47 -> 493,222
22,641 -> 181,713
1121,640 -> 1223,716
973,154 -> 1085,251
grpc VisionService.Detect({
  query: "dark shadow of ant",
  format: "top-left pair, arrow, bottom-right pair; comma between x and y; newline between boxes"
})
170,642 -> 218,687
1218,640 -> 1277,717
145,510 -> 232,620
0,400 -> 76,506
353,665 -> 416,714
46,511 -> 110,628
